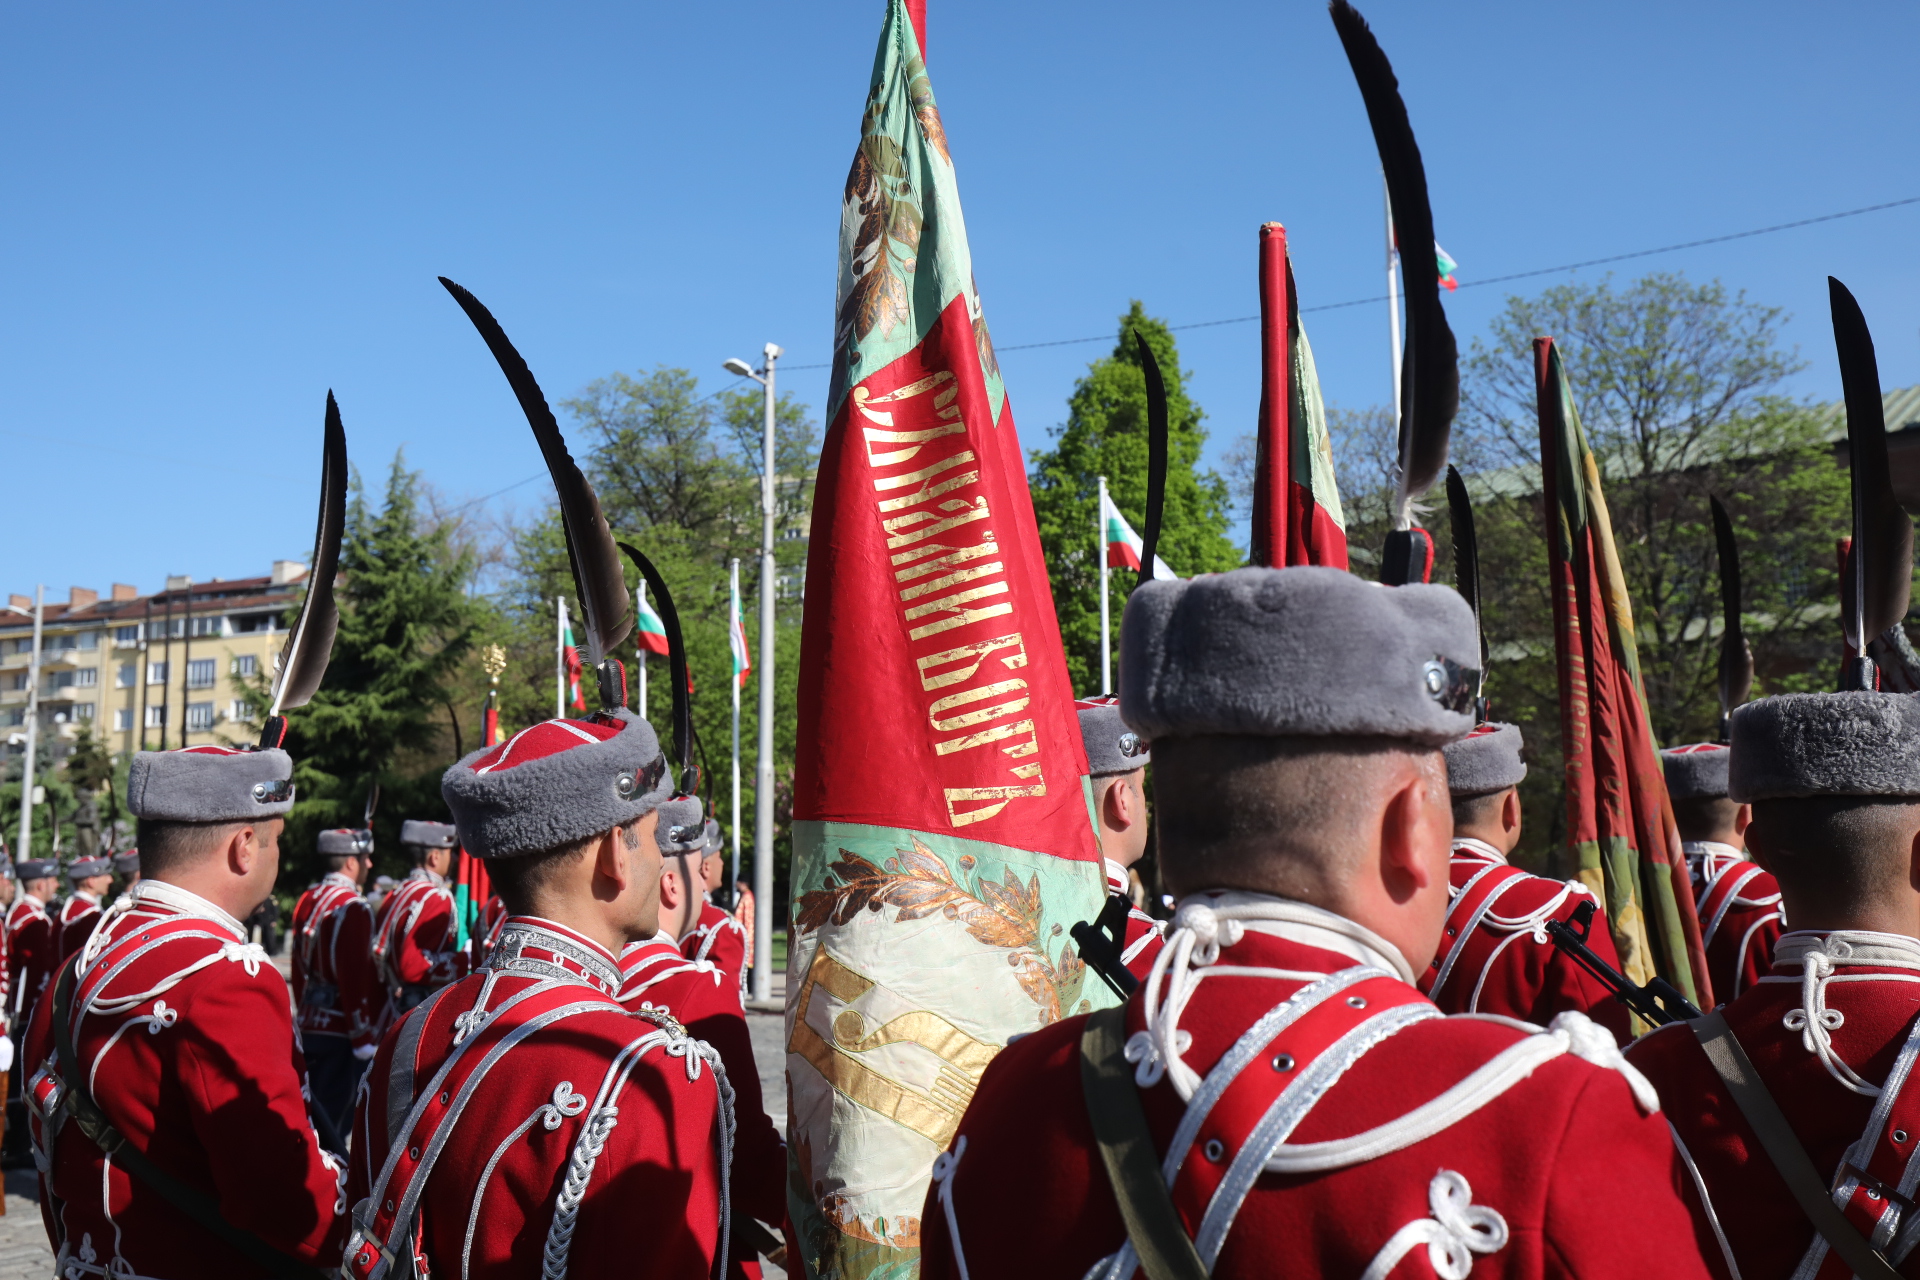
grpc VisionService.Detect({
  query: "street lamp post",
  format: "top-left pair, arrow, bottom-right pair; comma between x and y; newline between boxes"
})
4,587 -> 46,860
723,343 -> 783,1004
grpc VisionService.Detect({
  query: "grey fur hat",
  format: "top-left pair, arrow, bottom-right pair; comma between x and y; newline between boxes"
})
701,817 -> 723,854
16,859 -> 58,881
1443,723 -> 1527,798
127,745 -> 296,823
399,820 -> 458,849
1076,697 -> 1151,777
441,709 -> 671,860
317,828 -> 375,857
656,797 -> 705,856
1661,743 -> 1731,801
1119,566 -> 1479,747
111,851 -> 141,876
66,857 -> 111,880
1730,692 -> 1920,802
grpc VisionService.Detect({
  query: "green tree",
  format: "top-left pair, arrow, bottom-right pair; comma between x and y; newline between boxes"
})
1029,302 -> 1241,694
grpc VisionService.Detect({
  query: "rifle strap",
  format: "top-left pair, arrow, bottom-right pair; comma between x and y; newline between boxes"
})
1078,1005 -> 1209,1280
51,960 -> 329,1280
1692,1010 -> 1903,1280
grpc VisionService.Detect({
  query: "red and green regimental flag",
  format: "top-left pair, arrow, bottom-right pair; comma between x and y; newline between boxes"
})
1536,336 -> 1712,1017
1248,223 -> 1348,569
789,1 -> 1110,1274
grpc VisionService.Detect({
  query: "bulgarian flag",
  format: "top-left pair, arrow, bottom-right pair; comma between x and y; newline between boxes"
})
1101,486 -> 1176,580
1248,222 -> 1349,570
789,1 -> 1109,1272
635,586 -> 670,658
560,599 -> 587,712
1537,336 -> 1711,1019
729,576 -> 752,689
1436,241 -> 1459,291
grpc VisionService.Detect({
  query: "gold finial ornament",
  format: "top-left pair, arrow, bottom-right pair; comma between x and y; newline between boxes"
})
481,644 -> 507,685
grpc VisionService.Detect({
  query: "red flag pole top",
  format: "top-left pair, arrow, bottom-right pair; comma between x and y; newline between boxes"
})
1250,224 -> 1292,567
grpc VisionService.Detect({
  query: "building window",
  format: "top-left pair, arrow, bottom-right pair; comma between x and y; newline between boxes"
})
187,659 -> 215,689
190,617 -> 222,638
228,699 -> 251,723
145,705 -> 167,728
231,654 -> 258,677
5,671 -> 23,692
114,626 -> 140,647
116,664 -> 135,688
75,668 -> 97,688
9,639 -> 28,655
78,632 -> 99,650
43,634 -> 77,653
147,662 -> 168,685
186,702 -> 214,731
115,708 -> 134,731
0,709 -> 21,727
70,703 -> 95,722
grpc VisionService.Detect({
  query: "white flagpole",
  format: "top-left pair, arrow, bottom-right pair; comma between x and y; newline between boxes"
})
729,558 -> 743,906
1098,475 -> 1111,696
1384,172 -> 1403,427
636,583 -> 649,719
555,596 -> 566,719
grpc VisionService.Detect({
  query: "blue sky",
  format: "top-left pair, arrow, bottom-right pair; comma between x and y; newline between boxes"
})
4,1 -> 1916,600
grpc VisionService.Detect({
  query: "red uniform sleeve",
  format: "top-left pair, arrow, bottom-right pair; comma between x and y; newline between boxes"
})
337,902 -> 383,1052
682,1003 -> 786,1228
178,964 -> 348,1266
395,894 -> 465,988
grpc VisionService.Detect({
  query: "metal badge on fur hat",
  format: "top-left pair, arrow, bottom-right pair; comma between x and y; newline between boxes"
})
1729,692 -> 1920,802
655,796 -> 705,856
127,745 -> 296,823
66,857 -> 111,880
1119,566 -> 1479,746
1075,696 -> 1150,777
398,819 -> 458,849
1442,722 -> 1526,798
1661,743 -> 1731,801
441,709 -> 671,860
317,828 -> 375,857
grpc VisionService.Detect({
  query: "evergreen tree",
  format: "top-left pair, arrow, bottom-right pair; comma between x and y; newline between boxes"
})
1028,302 -> 1240,695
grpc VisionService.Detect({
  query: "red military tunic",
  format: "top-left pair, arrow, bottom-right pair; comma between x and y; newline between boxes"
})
7,894 -> 58,1029
290,873 -> 383,1053
919,892 -> 1711,1280
56,890 -> 105,968
1105,857 -> 1165,982
22,879 -> 347,1277
1684,840 -> 1785,1004
682,900 -> 749,994
345,916 -> 728,1280
622,936 -> 787,1273
1418,838 -> 1633,1041
371,868 -> 465,1004
1630,929 -> 1920,1280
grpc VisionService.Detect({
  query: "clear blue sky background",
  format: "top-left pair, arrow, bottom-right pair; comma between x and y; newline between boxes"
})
4,0 -> 1916,600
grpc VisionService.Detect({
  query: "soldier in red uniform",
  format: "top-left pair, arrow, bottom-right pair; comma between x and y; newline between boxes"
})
343,711 -> 730,1279
7,859 -> 60,1035
1423,722 -> 1631,1039
919,567 -> 1712,1279
1631,692 -> 1920,1279
1077,695 -> 1164,982
23,743 -> 347,1277
54,856 -> 113,967
370,819 -> 464,1013
681,818 -> 748,991
109,849 -> 141,898
1660,742 -> 1784,1004
289,827 -> 382,1143
622,796 -> 786,1277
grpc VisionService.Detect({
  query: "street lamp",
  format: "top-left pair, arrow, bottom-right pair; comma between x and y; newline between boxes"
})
722,343 -> 782,1004
3,586 -> 45,861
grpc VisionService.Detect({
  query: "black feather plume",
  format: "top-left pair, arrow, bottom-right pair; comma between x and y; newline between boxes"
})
1831,278 -> 1912,663
266,392 -> 347,724
439,278 -> 632,668
1444,466 -> 1487,686
1136,333 -> 1170,590
618,542 -> 696,795
1330,0 -> 1457,529
1708,495 -> 1752,737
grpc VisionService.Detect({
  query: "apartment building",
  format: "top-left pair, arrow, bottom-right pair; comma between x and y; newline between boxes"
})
1,562 -> 310,762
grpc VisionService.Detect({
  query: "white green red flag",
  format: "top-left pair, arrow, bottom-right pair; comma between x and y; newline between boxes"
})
789,1 -> 1111,1273
1100,485 -> 1176,579
635,586 -> 670,658
1436,241 -> 1459,291
1249,222 -> 1349,569
559,599 -> 586,712
729,575 -> 752,689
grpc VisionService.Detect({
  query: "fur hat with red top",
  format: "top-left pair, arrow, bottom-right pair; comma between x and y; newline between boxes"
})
1075,695 -> 1150,778
1660,742 -> 1730,802
128,744 -> 297,823
1442,722 -> 1526,798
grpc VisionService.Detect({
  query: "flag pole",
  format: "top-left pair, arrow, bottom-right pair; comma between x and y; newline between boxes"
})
554,596 -> 566,720
1384,171 -> 1403,426
729,557 -> 743,908
1097,475 -> 1111,695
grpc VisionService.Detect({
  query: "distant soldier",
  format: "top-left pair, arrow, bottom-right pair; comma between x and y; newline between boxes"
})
55,856 -> 114,967
1424,722 -> 1631,1039
110,849 -> 141,897
1077,695 -> 1163,982
679,817 -> 748,992
1631,693 -> 1920,1278
23,744 -> 346,1276
1661,742 -> 1784,1003
919,568 -> 1710,1279
370,820 -> 464,1012
289,828 -> 382,1141
6,860 -> 61,1033
344,712 -> 730,1278
365,874 -> 394,915
621,796 -> 786,1276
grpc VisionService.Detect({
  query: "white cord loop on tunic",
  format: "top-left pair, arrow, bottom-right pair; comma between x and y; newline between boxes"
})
1359,1170 -> 1510,1280
931,1135 -> 971,1280
1771,931 -> 1920,1098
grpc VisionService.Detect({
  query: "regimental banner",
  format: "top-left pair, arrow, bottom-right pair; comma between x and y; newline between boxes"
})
1535,337 -> 1712,1018
790,2 -> 1109,1276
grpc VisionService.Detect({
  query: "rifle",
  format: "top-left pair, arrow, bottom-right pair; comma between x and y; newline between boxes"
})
1071,896 -> 1140,1000
1545,899 -> 1702,1026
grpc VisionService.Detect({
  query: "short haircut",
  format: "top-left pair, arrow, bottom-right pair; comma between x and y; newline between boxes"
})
487,818 -> 646,915
323,853 -> 362,874
405,843 -> 439,868
1672,795 -> 1743,843
1451,789 -> 1508,832
1152,733 -> 1438,898
1748,796 -> 1920,920
137,818 -> 249,879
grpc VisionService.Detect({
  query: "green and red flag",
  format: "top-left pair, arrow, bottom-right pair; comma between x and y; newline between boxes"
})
789,0 -> 1109,1272
636,586 -> 670,657
1536,336 -> 1711,1019
1100,485 -> 1175,579
1248,223 -> 1348,570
